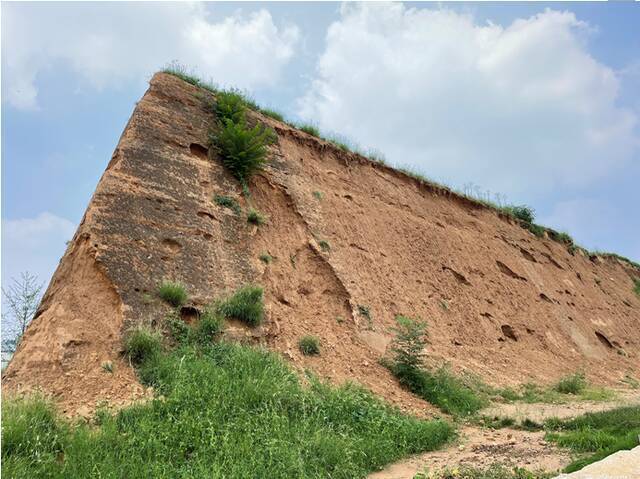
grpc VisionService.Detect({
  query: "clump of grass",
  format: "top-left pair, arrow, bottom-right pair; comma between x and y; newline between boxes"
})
553,372 -> 587,395
124,326 -> 163,365
215,285 -> 264,326
101,361 -> 114,373
417,464 -> 551,479
527,223 -> 545,238
357,304 -> 372,322
2,343 -> 455,478
157,280 -> 187,307
213,194 -> 241,215
213,120 -> 276,186
192,309 -> 224,345
312,191 -> 324,200
247,208 -> 266,226
162,62 -> 217,93
298,336 -> 320,356
260,107 -> 284,122
318,240 -> 330,252
544,406 -> 640,472
297,123 -> 320,137
259,253 -> 272,264
634,278 -> 640,298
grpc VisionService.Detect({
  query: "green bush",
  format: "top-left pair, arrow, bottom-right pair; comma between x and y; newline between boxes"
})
553,372 -> 587,395
215,285 -> 264,326
298,336 -> 320,356
215,89 -> 247,124
503,205 -> 535,224
124,326 -> 163,365
214,119 -> 276,185
2,344 -> 455,478
157,280 -> 187,307
634,278 -> 640,297
213,194 -> 241,214
390,315 -> 428,372
247,208 -> 266,225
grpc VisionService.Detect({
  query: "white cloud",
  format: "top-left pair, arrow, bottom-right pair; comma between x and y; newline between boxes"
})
299,4 -> 638,200
2,213 -> 76,288
1,3 -> 299,109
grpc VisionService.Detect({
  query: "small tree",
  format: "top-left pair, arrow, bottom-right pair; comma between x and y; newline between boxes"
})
390,315 -> 428,373
2,272 -> 43,351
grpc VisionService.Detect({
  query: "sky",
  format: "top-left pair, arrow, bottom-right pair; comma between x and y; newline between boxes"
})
2,1 -> 639,300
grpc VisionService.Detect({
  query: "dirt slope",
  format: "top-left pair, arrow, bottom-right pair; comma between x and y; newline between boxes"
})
3,73 -> 639,415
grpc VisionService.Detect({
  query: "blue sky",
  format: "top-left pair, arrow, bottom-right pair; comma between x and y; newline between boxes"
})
2,2 -> 639,297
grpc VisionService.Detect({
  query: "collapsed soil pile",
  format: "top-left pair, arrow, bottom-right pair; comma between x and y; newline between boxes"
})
3,73 -> 639,415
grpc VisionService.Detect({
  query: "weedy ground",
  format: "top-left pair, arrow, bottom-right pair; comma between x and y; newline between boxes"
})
2,320 -> 455,478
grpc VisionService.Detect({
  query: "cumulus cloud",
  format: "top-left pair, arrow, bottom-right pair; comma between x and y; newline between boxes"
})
1,3 -> 299,110
2,213 -> 76,288
299,3 -> 638,200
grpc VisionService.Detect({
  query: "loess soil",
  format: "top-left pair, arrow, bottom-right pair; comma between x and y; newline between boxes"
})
3,73 -> 639,418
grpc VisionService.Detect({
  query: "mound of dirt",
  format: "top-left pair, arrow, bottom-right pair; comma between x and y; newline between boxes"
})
3,73 -> 639,416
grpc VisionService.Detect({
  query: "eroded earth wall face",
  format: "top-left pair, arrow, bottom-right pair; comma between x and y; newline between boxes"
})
4,73 -> 640,415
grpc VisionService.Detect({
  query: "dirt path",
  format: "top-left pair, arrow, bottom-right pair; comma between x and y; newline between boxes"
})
369,392 -> 640,479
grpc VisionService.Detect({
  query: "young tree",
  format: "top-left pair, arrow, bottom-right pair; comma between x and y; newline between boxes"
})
390,315 -> 428,373
2,271 -> 43,351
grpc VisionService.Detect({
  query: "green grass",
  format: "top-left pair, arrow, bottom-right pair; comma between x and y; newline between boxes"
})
191,309 -> 224,345
297,123 -> 320,137
312,190 -> 324,200
157,280 -> 187,307
318,240 -> 331,252
417,464 -> 551,479
553,372 -> 587,395
259,253 -> 273,264
2,340 -> 455,477
260,107 -> 285,122
247,208 -> 266,225
215,285 -> 264,326
391,365 -> 487,417
544,406 -> 640,472
298,336 -> 320,356
123,326 -> 163,366
502,205 -> 535,224
214,89 -> 247,124
634,278 -> 640,297
213,194 -> 241,215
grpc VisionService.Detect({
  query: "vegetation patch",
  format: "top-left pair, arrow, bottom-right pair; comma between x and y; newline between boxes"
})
124,326 -> 163,365
544,406 -> 640,472
157,280 -> 187,307
318,240 -> 331,252
2,333 -> 454,477
553,372 -> 587,395
259,253 -> 273,264
213,119 -> 276,187
312,191 -> 324,200
213,194 -> 241,215
634,278 -> 640,298
387,316 -> 486,417
417,464 -> 551,479
298,336 -> 320,356
297,123 -> 320,137
247,208 -> 266,226
215,285 -> 264,326
260,107 -> 285,122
